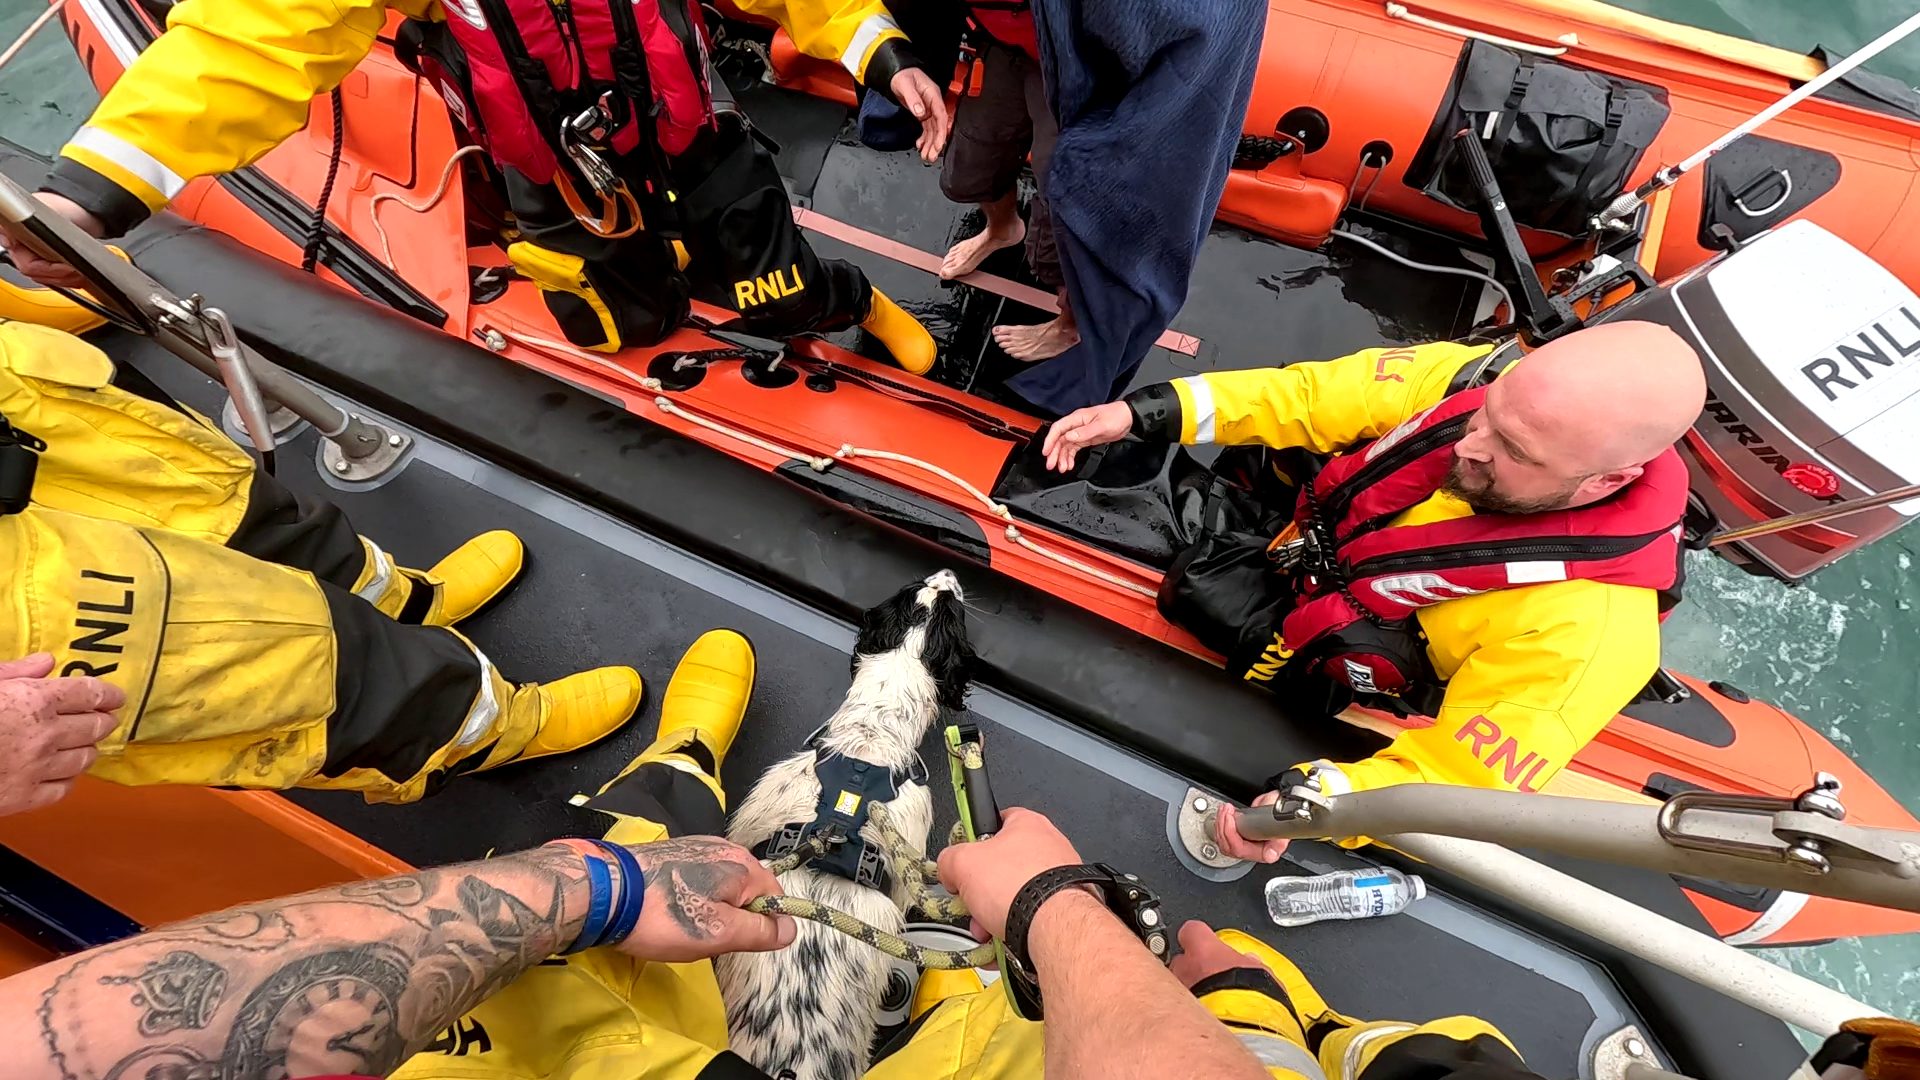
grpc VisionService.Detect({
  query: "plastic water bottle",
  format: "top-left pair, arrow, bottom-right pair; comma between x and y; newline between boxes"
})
1264,867 -> 1426,927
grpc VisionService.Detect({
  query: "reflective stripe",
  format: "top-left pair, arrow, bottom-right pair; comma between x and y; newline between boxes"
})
354,539 -> 397,605
1341,1023 -> 1416,1080
1236,1032 -> 1327,1079
1182,376 -> 1217,443
840,13 -> 899,77
1722,890 -> 1810,946
1505,560 -> 1568,584
69,0 -> 138,67
454,646 -> 502,749
68,127 -> 188,199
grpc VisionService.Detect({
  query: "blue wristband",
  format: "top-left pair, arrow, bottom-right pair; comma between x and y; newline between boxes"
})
590,840 -> 646,949
564,850 -> 614,955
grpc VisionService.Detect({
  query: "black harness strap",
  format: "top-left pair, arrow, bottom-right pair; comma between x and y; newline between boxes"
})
752,746 -> 928,893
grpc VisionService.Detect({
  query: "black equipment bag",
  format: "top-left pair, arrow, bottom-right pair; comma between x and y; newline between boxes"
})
1406,39 -> 1671,237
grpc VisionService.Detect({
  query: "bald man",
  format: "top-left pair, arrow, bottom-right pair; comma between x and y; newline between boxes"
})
1042,324 -> 1707,827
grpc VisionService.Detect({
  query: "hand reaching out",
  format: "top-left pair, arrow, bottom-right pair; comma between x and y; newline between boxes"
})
0,653 -> 125,817
890,67 -> 952,164
1040,402 -> 1134,473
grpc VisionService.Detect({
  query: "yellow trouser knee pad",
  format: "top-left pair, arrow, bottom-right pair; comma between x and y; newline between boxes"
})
3,506 -> 337,790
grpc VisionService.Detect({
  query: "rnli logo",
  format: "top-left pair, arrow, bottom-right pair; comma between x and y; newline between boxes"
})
1455,715 -> 1552,792
1369,572 -> 1484,608
734,264 -> 806,310
1243,635 -> 1296,684
1799,304 -> 1920,402
1363,406 -> 1438,462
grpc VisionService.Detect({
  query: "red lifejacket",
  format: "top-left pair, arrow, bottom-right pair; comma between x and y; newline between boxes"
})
412,0 -> 714,221
1276,383 -> 1688,698
969,1 -> 1039,60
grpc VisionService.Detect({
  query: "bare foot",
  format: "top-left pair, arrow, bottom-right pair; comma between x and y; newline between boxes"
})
993,316 -> 1081,361
941,218 -> 1026,279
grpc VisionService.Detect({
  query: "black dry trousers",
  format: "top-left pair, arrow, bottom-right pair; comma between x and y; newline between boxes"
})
507,110 -> 873,348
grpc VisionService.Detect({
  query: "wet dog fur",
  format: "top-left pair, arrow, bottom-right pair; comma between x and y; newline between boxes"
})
717,570 -> 973,1080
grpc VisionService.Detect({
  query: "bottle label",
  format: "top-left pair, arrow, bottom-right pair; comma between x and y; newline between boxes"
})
1353,874 -> 1393,917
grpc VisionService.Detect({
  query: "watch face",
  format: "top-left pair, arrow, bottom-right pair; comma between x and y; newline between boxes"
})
223,947 -> 411,1080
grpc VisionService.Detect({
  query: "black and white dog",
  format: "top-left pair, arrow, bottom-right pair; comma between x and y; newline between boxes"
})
718,570 -> 973,1080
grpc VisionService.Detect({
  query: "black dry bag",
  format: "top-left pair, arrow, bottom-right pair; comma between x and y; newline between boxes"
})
1406,39 -> 1670,237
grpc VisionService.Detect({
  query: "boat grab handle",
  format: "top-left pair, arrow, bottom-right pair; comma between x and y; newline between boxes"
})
1735,168 -> 1794,217
1384,3 -> 1577,56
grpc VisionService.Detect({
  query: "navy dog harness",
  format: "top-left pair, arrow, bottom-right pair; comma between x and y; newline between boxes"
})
754,742 -> 926,893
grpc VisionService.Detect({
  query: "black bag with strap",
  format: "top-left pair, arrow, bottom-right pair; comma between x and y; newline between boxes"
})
1406,39 -> 1671,237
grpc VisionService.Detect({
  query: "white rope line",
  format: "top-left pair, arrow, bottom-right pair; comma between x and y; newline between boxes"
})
650,390 -> 835,471
479,325 -> 1158,599
834,446 -> 1159,598
477,324 -> 652,384
372,144 -> 488,266
0,0 -> 66,73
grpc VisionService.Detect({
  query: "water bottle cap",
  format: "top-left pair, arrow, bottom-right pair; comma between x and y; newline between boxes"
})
1408,874 -> 1427,902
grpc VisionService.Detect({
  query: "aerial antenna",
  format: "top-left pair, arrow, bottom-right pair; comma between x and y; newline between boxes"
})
1595,9 -> 1920,230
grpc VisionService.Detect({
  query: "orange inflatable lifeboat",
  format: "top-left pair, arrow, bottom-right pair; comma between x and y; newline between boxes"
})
35,0 -> 1920,950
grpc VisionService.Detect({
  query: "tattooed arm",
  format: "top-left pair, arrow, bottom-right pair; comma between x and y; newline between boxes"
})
0,836 -> 792,1080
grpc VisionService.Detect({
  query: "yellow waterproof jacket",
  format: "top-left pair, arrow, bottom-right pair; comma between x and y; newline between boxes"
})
1164,343 -> 1661,796
44,0 -> 907,235
0,320 -> 255,541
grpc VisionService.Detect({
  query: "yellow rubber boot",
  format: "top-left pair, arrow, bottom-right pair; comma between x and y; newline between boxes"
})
472,666 -> 644,771
424,530 -> 526,626
910,968 -> 985,1022
591,629 -> 754,807
861,287 -> 937,376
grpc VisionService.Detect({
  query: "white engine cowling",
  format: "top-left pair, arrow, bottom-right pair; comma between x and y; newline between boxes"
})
1602,219 -> 1920,581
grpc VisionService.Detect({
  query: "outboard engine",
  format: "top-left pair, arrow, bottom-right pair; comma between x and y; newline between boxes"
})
1599,220 -> 1920,582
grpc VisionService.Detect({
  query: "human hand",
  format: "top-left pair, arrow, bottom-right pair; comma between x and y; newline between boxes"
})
890,67 -> 951,164
1041,402 -> 1133,473
613,836 -> 797,962
1215,792 -> 1289,864
937,807 -> 1083,940
1168,920 -> 1266,988
0,653 -> 125,817
0,192 -> 105,290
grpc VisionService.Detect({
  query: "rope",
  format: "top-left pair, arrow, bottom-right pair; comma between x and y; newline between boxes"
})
746,805 -> 987,968
0,0 -> 64,74
744,896 -> 997,969
835,447 -> 1159,598
372,144 -> 487,267
483,329 -> 1159,599
301,88 -> 346,274
652,394 -> 835,471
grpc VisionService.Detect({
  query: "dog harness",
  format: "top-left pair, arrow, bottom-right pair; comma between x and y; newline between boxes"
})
754,741 -> 927,893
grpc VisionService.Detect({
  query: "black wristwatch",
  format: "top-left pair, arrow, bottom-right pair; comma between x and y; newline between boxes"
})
1001,863 -> 1169,1020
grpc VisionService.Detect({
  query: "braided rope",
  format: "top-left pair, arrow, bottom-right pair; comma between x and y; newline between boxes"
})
748,803 -> 977,962
743,895 -> 997,969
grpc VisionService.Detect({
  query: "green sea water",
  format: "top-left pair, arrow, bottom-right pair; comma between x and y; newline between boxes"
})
4,0 -> 1920,1041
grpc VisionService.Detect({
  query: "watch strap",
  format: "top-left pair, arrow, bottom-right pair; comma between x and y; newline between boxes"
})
1003,864 -> 1112,985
